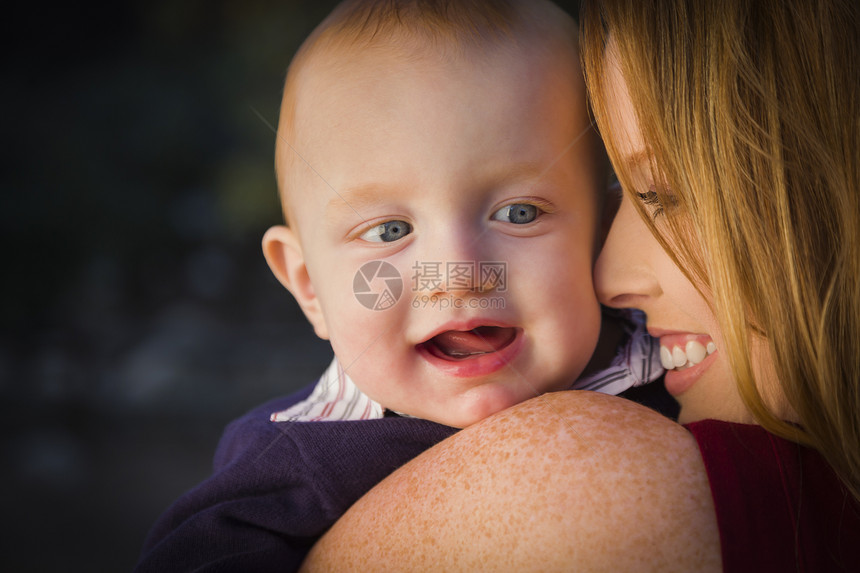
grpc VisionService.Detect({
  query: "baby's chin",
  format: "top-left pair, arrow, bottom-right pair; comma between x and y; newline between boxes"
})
404,378 -> 570,429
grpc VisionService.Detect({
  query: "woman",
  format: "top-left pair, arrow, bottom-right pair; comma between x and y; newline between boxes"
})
302,0 -> 860,569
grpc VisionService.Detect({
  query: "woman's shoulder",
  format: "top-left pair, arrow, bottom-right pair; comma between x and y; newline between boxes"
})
304,391 -> 722,572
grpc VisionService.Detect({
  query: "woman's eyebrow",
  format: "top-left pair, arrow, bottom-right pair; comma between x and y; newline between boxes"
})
622,149 -> 652,167
620,150 -> 661,184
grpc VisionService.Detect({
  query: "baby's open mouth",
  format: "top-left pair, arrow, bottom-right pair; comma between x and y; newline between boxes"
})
419,326 -> 518,361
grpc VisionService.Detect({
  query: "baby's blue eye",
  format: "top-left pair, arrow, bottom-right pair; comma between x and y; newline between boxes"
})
360,220 -> 413,243
492,204 -> 539,224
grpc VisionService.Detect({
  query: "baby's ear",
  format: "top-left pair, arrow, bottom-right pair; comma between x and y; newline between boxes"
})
262,225 -> 329,340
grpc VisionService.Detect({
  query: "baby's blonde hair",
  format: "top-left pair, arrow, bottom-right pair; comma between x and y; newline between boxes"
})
274,0 -> 582,225
582,0 -> 860,501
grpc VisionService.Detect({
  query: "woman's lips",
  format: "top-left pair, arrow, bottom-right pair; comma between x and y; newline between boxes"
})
416,326 -> 523,377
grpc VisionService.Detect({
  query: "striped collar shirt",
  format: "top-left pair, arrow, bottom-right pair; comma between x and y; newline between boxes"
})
271,309 -> 662,423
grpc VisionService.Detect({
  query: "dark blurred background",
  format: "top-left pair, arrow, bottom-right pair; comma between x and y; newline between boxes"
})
2,1 -> 580,570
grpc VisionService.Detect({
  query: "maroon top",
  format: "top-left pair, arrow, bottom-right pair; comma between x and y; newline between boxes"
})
685,420 -> 860,572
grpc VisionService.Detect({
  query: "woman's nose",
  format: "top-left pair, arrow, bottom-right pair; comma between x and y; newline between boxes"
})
594,193 -> 661,308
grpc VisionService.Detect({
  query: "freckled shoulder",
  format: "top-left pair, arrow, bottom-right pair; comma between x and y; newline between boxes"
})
302,391 -> 721,572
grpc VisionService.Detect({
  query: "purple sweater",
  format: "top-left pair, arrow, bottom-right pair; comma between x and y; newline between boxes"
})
135,384 -> 458,572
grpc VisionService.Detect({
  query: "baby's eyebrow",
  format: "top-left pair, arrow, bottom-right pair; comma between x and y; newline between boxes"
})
325,162 -> 555,219
325,183 -> 393,220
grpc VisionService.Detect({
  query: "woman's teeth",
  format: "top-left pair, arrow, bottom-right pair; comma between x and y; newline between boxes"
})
660,340 -> 716,371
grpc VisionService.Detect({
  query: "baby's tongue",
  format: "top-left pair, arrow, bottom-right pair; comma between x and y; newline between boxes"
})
432,326 -> 515,357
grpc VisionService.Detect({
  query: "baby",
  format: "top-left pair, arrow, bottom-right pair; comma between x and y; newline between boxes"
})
262,0 -> 608,428
136,1 -> 663,571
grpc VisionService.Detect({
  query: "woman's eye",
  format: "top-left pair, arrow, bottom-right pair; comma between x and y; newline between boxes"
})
636,188 -> 677,218
360,220 -> 413,243
492,203 -> 539,224
636,190 -> 663,213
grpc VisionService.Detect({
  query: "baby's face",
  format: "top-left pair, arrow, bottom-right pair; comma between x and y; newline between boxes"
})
281,45 -> 602,427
